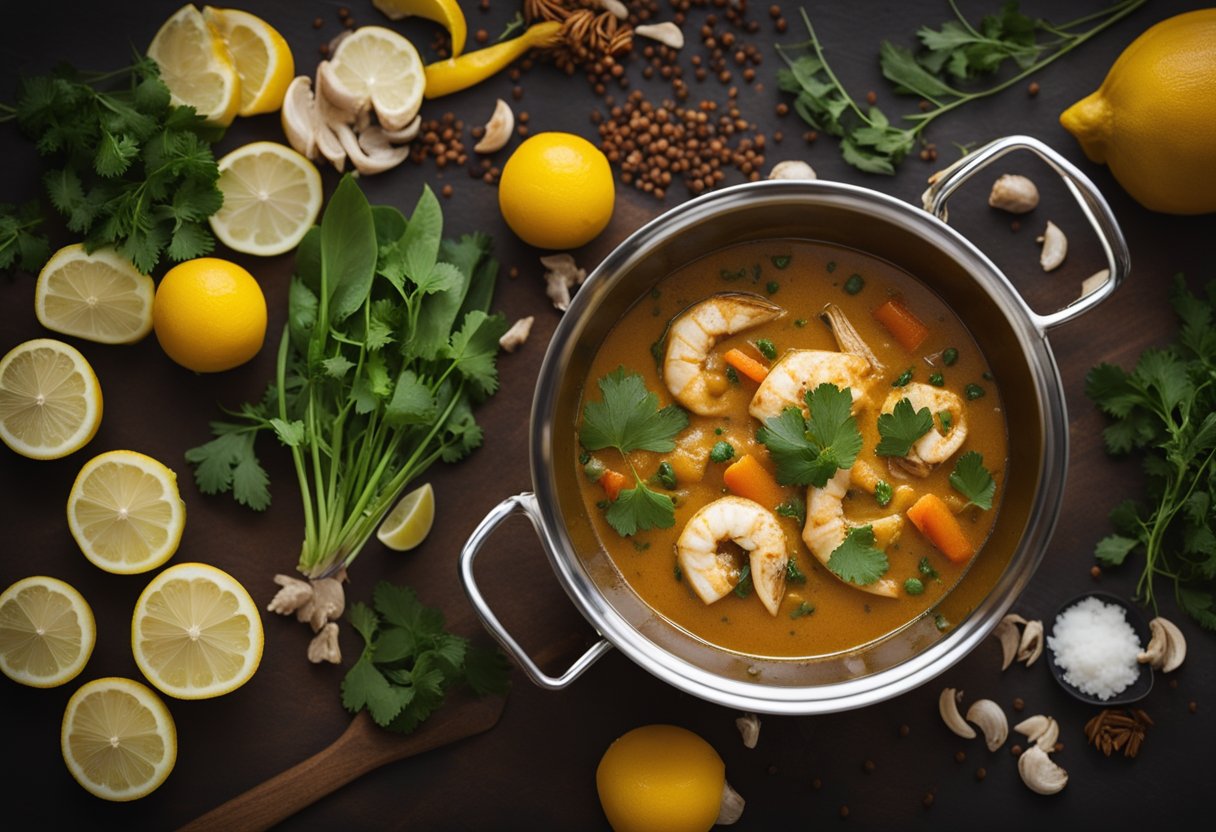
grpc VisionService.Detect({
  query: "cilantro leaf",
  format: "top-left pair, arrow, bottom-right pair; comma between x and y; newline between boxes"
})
875,397 -> 934,457
756,383 -> 861,487
604,482 -> 678,537
0,201 -> 50,274
444,310 -> 508,397
1095,534 -> 1139,567
949,451 -> 996,510
826,525 -> 889,586
579,368 -> 689,454
184,425 -> 271,511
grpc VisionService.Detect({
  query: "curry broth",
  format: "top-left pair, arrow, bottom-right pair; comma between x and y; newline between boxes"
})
575,240 -> 1008,659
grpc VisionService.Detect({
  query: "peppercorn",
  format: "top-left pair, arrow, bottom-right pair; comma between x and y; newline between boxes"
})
476,29 -> 488,44
975,767 -> 987,782
1013,697 -> 1025,711
1028,81 -> 1041,96
441,184 -> 453,198
866,90 -> 877,105
1091,565 -> 1102,579
312,17 -> 324,29
954,751 -> 966,763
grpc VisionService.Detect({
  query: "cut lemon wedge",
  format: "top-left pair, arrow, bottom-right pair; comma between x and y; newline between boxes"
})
373,0 -> 468,57
203,6 -> 294,116
35,244 -> 155,345
132,562 -> 263,699
61,677 -> 177,801
148,4 -> 241,126
376,482 -> 435,551
329,26 -> 425,131
0,576 -> 96,688
67,450 -> 186,575
0,339 -> 102,460
209,141 -> 323,256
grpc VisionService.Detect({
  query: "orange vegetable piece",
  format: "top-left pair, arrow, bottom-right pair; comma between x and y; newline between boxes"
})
723,348 -> 769,383
600,469 -> 630,501
872,298 -> 930,352
906,493 -> 975,563
722,454 -> 787,510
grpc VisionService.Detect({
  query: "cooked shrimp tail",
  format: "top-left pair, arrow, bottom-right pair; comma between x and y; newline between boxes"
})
748,349 -> 872,424
881,383 -> 968,478
802,468 -> 902,598
821,303 -> 884,373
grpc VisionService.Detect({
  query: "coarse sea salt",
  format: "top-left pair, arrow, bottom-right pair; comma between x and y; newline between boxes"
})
1047,596 -> 1142,701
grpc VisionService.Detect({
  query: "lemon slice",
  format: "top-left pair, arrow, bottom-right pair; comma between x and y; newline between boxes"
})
148,4 -> 241,126
329,26 -> 425,130
61,677 -> 177,801
0,338 -> 102,460
67,450 -> 186,575
203,6 -> 294,116
34,244 -> 155,345
132,562 -> 263,699
376,482 -> 435,551
0,576 -> 96,688
209,141 -> 323,257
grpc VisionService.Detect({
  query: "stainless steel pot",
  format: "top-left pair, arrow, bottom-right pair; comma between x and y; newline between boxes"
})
459,136 -> 1130,714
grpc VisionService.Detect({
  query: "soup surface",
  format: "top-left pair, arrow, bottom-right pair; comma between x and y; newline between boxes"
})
574,240 -> 1009,659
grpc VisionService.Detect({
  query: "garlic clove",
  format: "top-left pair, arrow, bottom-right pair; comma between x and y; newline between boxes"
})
988,174 -> 1040,214
1036,221 -> 1067,272
597,0 -> 630,20
498,316 -> 534,353
474,98 -> 515,154
1016,620 -> 1044,666
633,22 -> 685,50
1013,714 -> 1059,750
716,780 -> 745,825
735,713 -> 760,749
939,687 -> 977,739
993,614 -> 1023,671
965,699 -> 1008,752
1017,745 -> 1068,795
768,160 -> 817,180
1154,616 -> 1187,672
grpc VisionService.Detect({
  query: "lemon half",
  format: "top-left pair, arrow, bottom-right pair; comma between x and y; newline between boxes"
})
148,4 -> 241,126
0,576 -> 96,688
0,338 -> 103,460
35,244 -> 155,345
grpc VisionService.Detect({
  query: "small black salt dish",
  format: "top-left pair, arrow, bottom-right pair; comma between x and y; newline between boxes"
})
1046,591 -> 1154,706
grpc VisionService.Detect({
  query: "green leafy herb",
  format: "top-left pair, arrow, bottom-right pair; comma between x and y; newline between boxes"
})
892,367 -> 914,387
787,557 -> 807,584
938,410 -> 953,431
765,280 -> 780,295
934,613 -> 950,631
928,372 -> 945,387
777,2 -> 1146,174
674,560 -> 683,581
776,496 -> 807,526
757,383 -> 862,487
654,461 -> 678,490
734,563 -> 753,598
794,318 -> 807,328
827,524 -> 889,587
187,180 -> 506,581
341,581 -> 508,733
965,383 -> 986,400
844,274 -> 864,294
904,577 -> 925,595
497,10 -> 526,41
874,480 -> 893,507
8,57 -> 223,273
876,397 -> 934,457
949,451 -> 995,510
772,255 -> 791,269
1085,276 -> 1216,629
918,557 -> 941,581
789,601 -> 816,619
584,457 -> 607,482
826,261 -> 837,273
725,365 -> 740,385
942,347 -> 959,366
0,201 -> 50,274
710,440 -> 736,463
580,367 -> 689,536
755,338 -> 777,360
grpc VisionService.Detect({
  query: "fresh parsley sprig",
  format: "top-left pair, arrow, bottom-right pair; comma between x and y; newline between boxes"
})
0,201 -> 50,275
757,383 -> 862,487
341,581 -> 508,733
876,397 -> 934,457
949,451 -> 996,510
579,368 -> 689,536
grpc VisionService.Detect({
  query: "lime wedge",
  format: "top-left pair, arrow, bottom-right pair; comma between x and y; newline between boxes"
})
377,483 -> 435,551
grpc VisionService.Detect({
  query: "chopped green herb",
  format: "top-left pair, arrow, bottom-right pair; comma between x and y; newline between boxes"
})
982,371 -> 994,381
786,557 -> 808,584
650,287 -> 661,299
965,383 -> 986,400
928,372 -> 945,387
578,450 -> 590,465
715,427 -> 724,435
844,274 -> 865,294
775,497 -> 807,526
772,255 -> 792,269
826,260 -> 837,273
918,557 -> 940,581
725,365 -> 740,385
903,577 -> 925,595
934,613 -> 950,631
789,601 -> 816,619
874,480 -> 893,507
949,451 -> 995,510
654,461 -> 678,490
583,458 -> 606,482
632,539 -> 651,552
942,347 -> 959,366
674,560 -> 683,581
596,499 -> 611,510
794,318 -> 808,328
827,525 -> 889,586
892,367 -> 914,387
710,441 -> 736,463
876,397 -> 934,457
757,383 -> 863,487
734,563 -> 753,598
765,280 -> 780,294
755,338 -> 778,360
938,410 -> 953,431
752,263 -> 763,282
720,267 -> 747,281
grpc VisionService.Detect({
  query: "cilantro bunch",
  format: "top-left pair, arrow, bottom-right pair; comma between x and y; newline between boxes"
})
187,177 -> 506,580
5,57 -> 222,273
342,582 -> 508,732
0,201 -> 49,274
1087,277 -> 1216,630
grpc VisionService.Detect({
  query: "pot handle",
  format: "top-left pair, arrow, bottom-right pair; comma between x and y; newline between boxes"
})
920,135 -> 1130,333
459,493 -> 614,690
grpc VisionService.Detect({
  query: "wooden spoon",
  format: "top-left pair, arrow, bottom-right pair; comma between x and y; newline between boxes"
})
178,693 -> 506,832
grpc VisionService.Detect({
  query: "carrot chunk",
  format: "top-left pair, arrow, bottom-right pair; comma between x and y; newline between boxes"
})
723,348 -> 769,383
873,298 -> 930,352
722,454 -> 787,509
906,493 -> 975,563
600,469 -> 630,501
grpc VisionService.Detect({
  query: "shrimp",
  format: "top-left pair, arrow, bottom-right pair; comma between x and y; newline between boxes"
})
881,383 -> 968,478
802,468 -> 902,598
676,495 -> 789,616
663,293 -> 784,416
749,349 -> 872,424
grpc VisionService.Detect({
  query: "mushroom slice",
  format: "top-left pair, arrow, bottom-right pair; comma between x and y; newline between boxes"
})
281,76 -> 319,160
1016,620 -> 1044,666
993,613 -> 1025,671
1139,616 -> 1187,672
939,688 -> 976,739
335,122 -> 410,175
380,115 -> 422,144
965,699 -> 1008,751
1014,714 -> 1059,750
314,119 -> 347,172
1017,745 -> 1068,795
474,98 -> 515,154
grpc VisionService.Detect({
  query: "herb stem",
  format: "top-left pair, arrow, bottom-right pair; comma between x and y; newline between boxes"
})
796,8 -> 871,125
277,326 -> 317,549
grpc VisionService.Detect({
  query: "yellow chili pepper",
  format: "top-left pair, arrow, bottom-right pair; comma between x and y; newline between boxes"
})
373,0 -> 468,57
423,21 -> 562,99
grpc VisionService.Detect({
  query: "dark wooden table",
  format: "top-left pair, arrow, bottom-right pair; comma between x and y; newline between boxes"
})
1,1 -> 1211,828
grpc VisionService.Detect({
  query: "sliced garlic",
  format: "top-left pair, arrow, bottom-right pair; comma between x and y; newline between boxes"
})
965,699 -> 1008,752
939,687 -> 976,739
474,98 -> 514,154
993,613 -> 1025,671
634,22 -> 685,49
1036,221 -> 1067,272
1016,620 -> 1044,666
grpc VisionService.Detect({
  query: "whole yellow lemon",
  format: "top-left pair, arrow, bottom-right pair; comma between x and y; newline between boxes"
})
596,724 -> 725,832
498,132 -> 615,249
1060,9 -> 1216,215
153,258 -> 267,372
